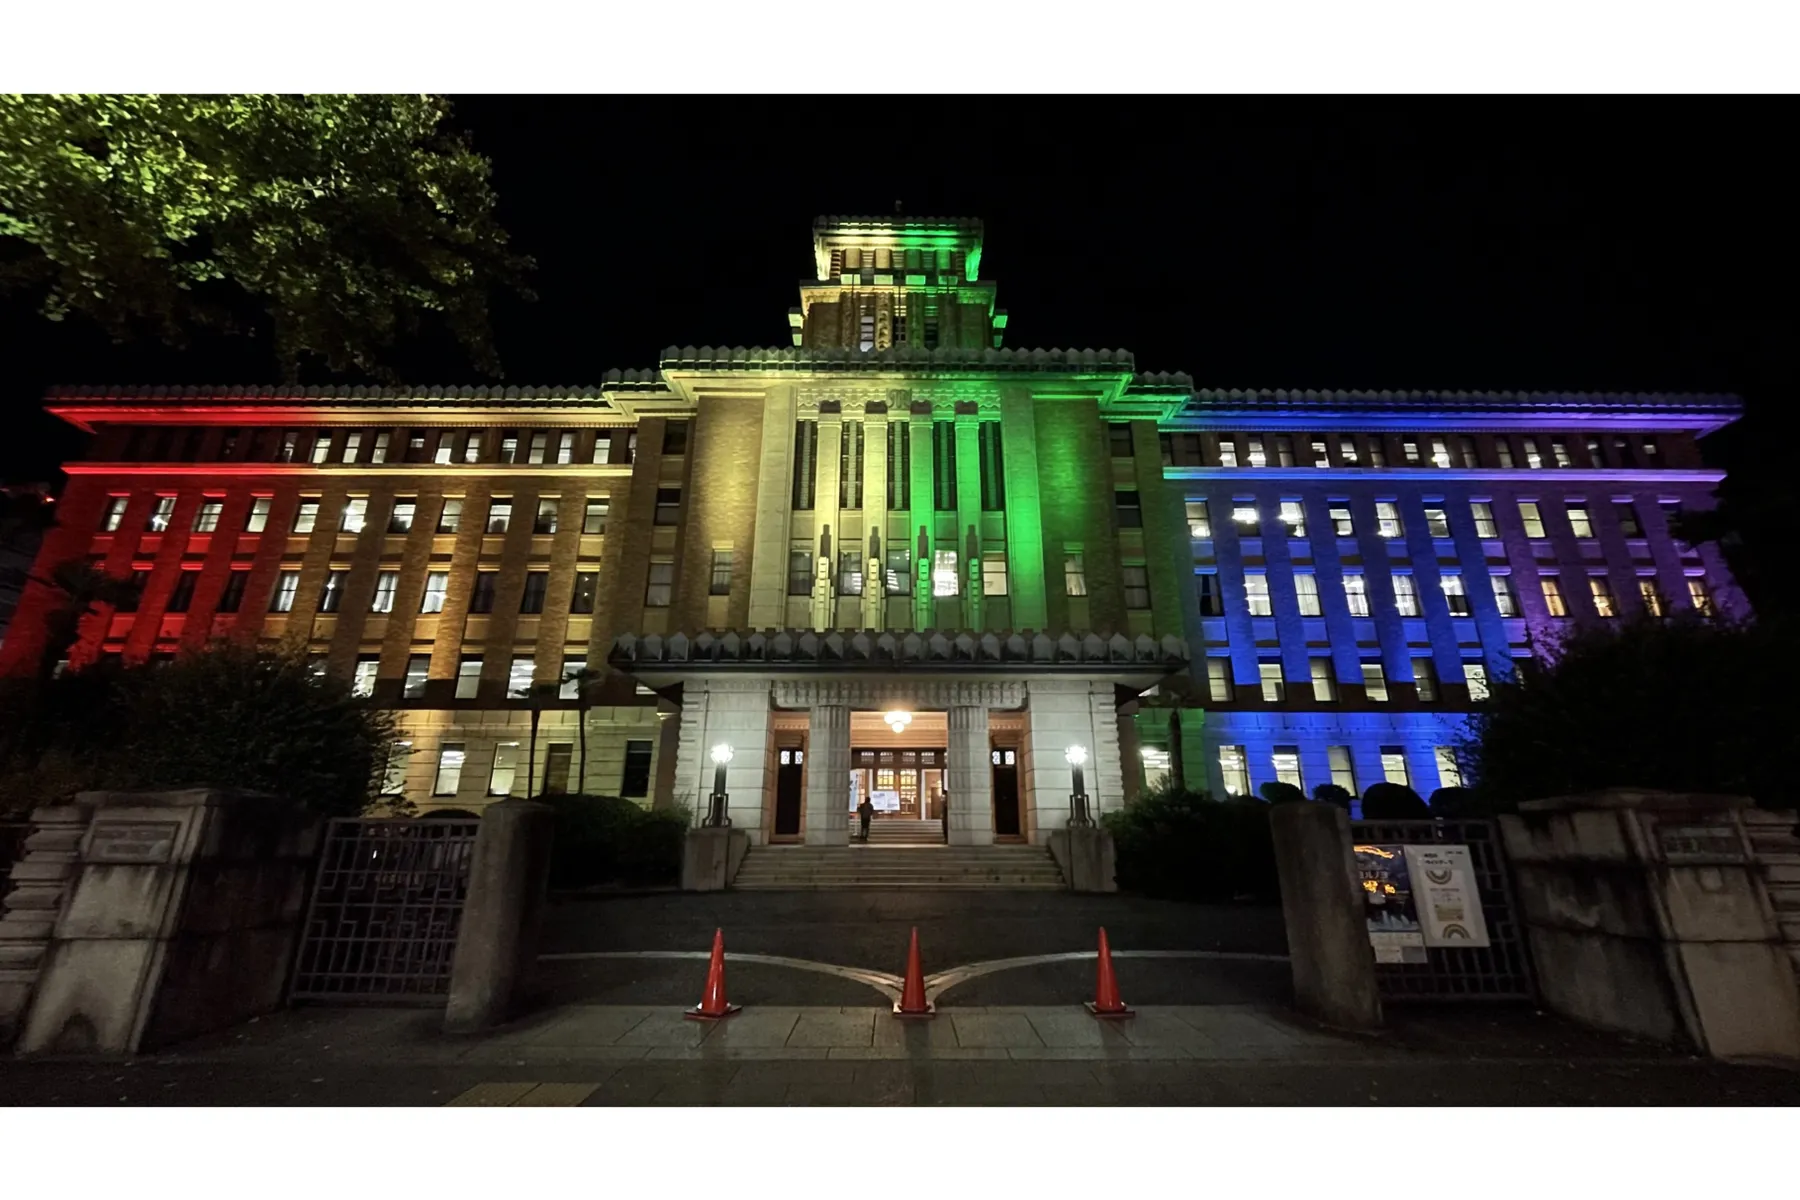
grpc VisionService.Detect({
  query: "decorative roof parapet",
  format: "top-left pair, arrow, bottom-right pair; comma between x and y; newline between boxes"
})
657,345 -> 1138,374
608,629 -> 1190,671
45,384 -> 615,406
1180,388 -> 1741,415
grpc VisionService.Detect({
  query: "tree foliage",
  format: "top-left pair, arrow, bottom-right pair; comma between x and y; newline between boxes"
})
0,94 -> 532,379
1460,614 -> 1798,810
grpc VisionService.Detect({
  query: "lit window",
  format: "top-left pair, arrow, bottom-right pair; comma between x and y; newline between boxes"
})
351,656 -> 380,698
370,571 -> 399,613
1186,500 -> 1212,539
557,432 -> 576,464
1279,500 -> 1306,538
1434,747 -> 1464,789
1413,658 -> 1439,702
438,498 -> 463,533
1392,574 -> 1420,616
435,433 -> 455,465
1687,576 -> 1714,616
407,433 -> 427,462
560,655 -> 586,700
710,550 -> 733,596
1551,438 -> 1572,468
486,501 -> 512,534
1337,437 -> 1358,466
1430,438 -> 1452,468
645,561 -> 674,608
340,498 -> 368,533
506,657 -> 536,699
1540,576 -> 1567,617
1639,577 -> 1666,617
1218,439 -> 1239,468
1218,745 -> 1250,797
984,555 -> 1009,598
932,549 -> 960,597
1457,436 -> 1480,468
1496,439 -> 1515,468
269,571 -> 300,613
1273,746 -> 1303,788
318,570 -> 347,614
464,433 -> 483,464
1491,573 -> 1519,617
389,499 -> 416,534
1310,658 -> 1336,702
434,744 -> 466,797
1523,438 -> 1543,469
1247,437 -> 1267,468
1518,502 -> 1545,538
1244,572 -> 1272,616
1064,554 -> 1088,597
421,572 -> 449,614
1233,504 -> 1260,535
1589,576 -> 1617,617
1375,501 -> 1403,539
1207,658 -> 1232,703
371,432 -> 390,463
1470,501 -> 1497,538
1312,440 -> 1330,468
311,434 -> 332,464
403,654 -> 430,700
1362,662 -> 1389,702
1328,746 -> 1357,793
528,433 -> 548,464
101,495 -> 129,531
488,743 -> 522,796
1343,574 -> 1370,616
455,656 -> 482,699
1402,438 -> 1422,464
191,500 -> 222,533
534,499 -> 560,535
1567,506 -> 1594,538
381,742 -> 412,796
1294,572 -> 1321,616
1466,662 -> 1491,701
500,432 -> 519,463
1329,505 -> 1354,537
1441,573 -> 1470,616
1196,572 -> 1224,616
280,431 -> 300,462
147,496 -> 176,532
583,498 -> 609,534
1259,662 -> 1284,702
1368,439 -> 1387,468
341,431 -> 363,463
1424,508 -> 1450,538
1380,747 -> 1410,786
886,548 -> 912,596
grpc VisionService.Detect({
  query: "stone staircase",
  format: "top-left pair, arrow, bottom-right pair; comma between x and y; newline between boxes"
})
864,819 -> 945,845
733,844 -> 1067,890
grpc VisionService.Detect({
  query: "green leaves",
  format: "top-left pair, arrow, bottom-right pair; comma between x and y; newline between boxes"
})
0,94 -> 532,380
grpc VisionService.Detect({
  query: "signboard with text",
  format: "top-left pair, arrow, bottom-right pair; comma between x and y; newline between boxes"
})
1402,845 -> 1491,947
871,790 -> 901,812
1354,843 -> 1426,963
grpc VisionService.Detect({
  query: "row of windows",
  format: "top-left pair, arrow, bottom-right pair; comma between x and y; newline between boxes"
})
117,423 -> 681,467
345,648 -> 594,703
1181,496 -> 1679,543
1159,430 -> 1673,471
1200,565 -> 1714,622
1203,656 -> 1494,706
1215,743 -> 1461,797
388,737 -> 653,798
104,492 -> 624,537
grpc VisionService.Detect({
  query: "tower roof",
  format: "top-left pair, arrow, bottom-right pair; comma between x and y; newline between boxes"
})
811,215 -> 984,281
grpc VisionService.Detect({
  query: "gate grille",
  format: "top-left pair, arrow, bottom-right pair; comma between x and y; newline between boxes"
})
291,818 -> 479,1002
1350,817 -> 1534,1002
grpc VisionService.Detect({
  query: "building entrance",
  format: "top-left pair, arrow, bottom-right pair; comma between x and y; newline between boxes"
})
849,747 -> 946,820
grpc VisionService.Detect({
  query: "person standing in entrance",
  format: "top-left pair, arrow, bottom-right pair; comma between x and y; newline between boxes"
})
856,796 -> 875,842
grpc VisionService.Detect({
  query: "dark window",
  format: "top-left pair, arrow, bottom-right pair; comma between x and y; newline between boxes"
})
165,571 -> 198,613
792,422 -> 818,510
839,550 -> 863,596
931,421 -> 957,509
887,420 -> 910,509
839,421 -> 864,509
654,488 -> 681,526
644,561 -> 674,607
217,569 -> 249,613
571,572 -> 598,613
1196,572 -> 1224,616
1115,490 -> 1143,529
979,422 -> 1006,511
219,428 -> 241,459
620,740 -> 653,798
663,420 -> 689,455
1123,565 -> 1151,609
468,571 -> 498,614
519,572 -> 549,614
1615,502 -> 1644,538
789,550 -> 814,596
709,551 -> 732,596
118,569 -> 149,613
1108,423 -> 1134,458
543,744 -> 573,795
407,432 -> 428,462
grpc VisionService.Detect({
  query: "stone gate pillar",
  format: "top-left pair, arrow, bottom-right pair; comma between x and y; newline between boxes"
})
804,703 -> 851,846
947,704 -> 995,846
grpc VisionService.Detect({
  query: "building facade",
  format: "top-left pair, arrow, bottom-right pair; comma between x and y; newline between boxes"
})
0,216 -> 1746,842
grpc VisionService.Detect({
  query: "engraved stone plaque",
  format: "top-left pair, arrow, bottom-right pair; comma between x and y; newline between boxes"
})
88,821 -> 181,864
1656,824 -> 1744,863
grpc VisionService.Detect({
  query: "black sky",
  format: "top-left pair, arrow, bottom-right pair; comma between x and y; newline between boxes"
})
2,98 -> 1787,481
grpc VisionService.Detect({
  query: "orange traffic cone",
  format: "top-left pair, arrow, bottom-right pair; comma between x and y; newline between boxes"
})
685,928 -> 741,1021
1084,927 -> 1133,1018
892,926 -> 935,1018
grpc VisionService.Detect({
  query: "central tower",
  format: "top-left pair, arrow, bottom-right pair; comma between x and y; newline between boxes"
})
791,216 -> 1005,352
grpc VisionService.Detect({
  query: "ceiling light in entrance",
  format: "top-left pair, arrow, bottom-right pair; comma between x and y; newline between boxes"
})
884,710 -> 913,734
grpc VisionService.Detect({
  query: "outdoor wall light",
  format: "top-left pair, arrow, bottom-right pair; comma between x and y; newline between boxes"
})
705,743 -> 733,827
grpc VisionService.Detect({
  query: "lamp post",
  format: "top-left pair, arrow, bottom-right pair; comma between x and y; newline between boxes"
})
1066,744 -> 1094,828
706,743 -> 733,827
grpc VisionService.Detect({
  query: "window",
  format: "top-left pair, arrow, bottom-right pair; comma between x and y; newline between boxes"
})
557,432 -> 576,464
571,572 -> 598,613
1362,662 -> 1389,702
438,498 -> 463,533
433,744 -> 467,796
1328,746 -> 1357,794
645,561 -> 674,608
1441,573 -> 1470,616
1207,658 -> 1233,702
1375,501 -> 1403,539
534,499 -> 559,535
1311,658 -> 1337,702
886,547 -> 912,596
1424,507 -> 1450,538
370,571 -> 400,613
1413,657 -> 1439,702
592,432 -> 612,465
381,742 -> 412,796
371,432 -> 390,463
1435,747 -> 1464,789
318,570 -> 347,613
1380,747 -> 1411,787
1466,662 -> 1491,701
468,570 -> 498,613
1312,440 -> 1330,468
543,744 -> 574,795
1402,437 -> 1422,465
407,432 -> 427,462
1108,423 -> 1134,458
977,421 -> 1004,510
519,571 -> 549,614
464,433 -> 483,464
279,431 -> 300,463
101,495 -> 129,531
1639,577 -> 1666,617
1337,436 -> 1358,466
1518,502 -> 1546,538
1274,435 -> 1295,467
981,555 -> 1007,598
662,420 -> 689,456
1392,573 -> 1420,616
403,654 -> 430,700
1329,505 -> 1354,537
455,656 -> 482,699
788,550 -> 814,596
389,499 -> 416,534
627,431 -> 640,463
1064,554 -> 1088,597
1343,574 -> 1370,616
165,570 -> 198,613
351,656 -> 380,698
559,655 -> 586,700
1589,576 -> 1617,617
311,433 -> 332,464
1430,438 -> 1452,468
1585,435 -> 1603,464
1278,500 -> 1306,538
1519,437 -> 1542,469
583,498 -> 609,534
1457,436 -> 1480,468
147,496 -> 176,532
116,570 -> 148,612
486,500 -> 512,534
1615,502 -> 1643,538
1114,490 -> 1142,529
191,500 -> 222,533
621,740 -> 654,798
269,571 -> 300,613
1233,504 -> 1260,536
340,431 -> 363,464
1540,575 -> 1567,617
793,421 -> 819,510
1469,501 -> 1497,538
1367,438 -> 1386,468
1244,572 -> 1272,616
217,569 -> 248,613
654,488 -> 681,526
1247,436 -> 1267,468
500,431 -> 519,463
432,433 -> 454,465
487,743 -> 522,796
1641,437 -> 1660,462
506,657 -> 536,699
1122,565 -> 1151,610
1688,576 -> 1714,616
1294,572 -> 1321,616
1218,439 -> 1239,468
420,571 -> 449,614
1186,500 -> 1212,539
340,498 -> 368,534
528,432 -> 548,464
1491,572 -> 1519,617
1218,745 -> 1250,797
1551,438 -> 1572,468
1496,439 -> 1515,469
1196,572 -> 1224,616
932,549 -> 960,597
1567,505 -> 1594,538
1267,747 -> 1302,790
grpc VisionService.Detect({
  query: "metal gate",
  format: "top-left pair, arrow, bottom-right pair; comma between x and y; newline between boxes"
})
1350,817 -> 1534,1002
291,818 -> 480,1002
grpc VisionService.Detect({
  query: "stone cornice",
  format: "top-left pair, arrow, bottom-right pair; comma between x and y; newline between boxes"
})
610,629 -> 1190,672
771,678 -> 1025,710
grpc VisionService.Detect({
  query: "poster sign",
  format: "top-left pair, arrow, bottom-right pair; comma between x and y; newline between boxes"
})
1402,845 -> 1491,948
1353,843 -> 1426,963
871,790 -> 901,812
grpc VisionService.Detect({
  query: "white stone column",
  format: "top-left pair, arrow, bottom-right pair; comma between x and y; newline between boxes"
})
678,679 -> 773,844
803,702 -> 850,846
947,704 -> 995,846
1087,681 -> 1126,817
747,386 -> 797,629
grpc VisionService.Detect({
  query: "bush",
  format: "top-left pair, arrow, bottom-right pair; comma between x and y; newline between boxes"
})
1362,781 -> 1429,819
1312,782 -> 1353,810
1424,786 -> 1507,817
1258,780 -> 1309,805
539,793 -> 688,888
1102,781 -> 1279,903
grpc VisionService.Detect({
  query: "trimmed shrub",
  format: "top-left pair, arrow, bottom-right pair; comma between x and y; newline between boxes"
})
1102,782 -> 1279,903
1426,787 -> 1512,818
1362,781 -> 1430,819
1258,780 -> 1309,805
1312,783 -> 1353,810
538,793 -> 688,888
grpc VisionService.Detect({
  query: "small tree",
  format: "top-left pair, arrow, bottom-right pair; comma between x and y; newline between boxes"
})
1311,782 -> 1353,810
28,560 -> 141,684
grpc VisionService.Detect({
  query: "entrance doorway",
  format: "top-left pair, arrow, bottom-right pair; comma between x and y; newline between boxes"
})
850,747 -> 945,819
991,745 -> 1021,838
773,745 -> 804,840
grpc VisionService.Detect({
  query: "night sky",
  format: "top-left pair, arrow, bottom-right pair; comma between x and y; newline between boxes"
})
2,99 -> 1785,484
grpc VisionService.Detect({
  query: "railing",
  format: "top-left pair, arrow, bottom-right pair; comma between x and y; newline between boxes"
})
1350,817 -> 1534,1002
290,818 -> 480,1003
